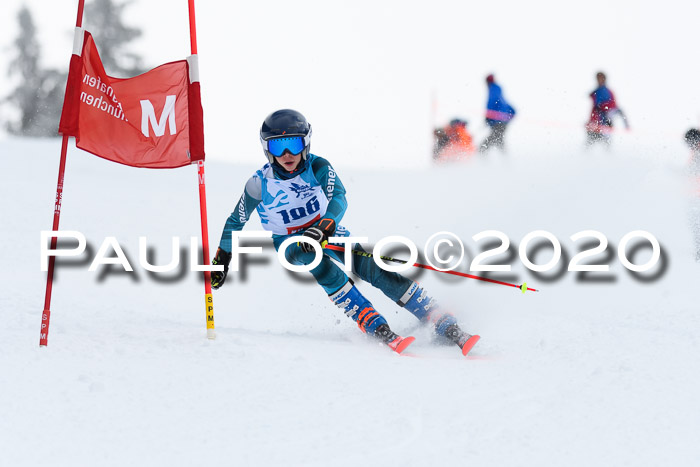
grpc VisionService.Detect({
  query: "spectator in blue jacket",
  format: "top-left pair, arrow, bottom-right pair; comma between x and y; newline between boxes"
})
480,74 -> 516,153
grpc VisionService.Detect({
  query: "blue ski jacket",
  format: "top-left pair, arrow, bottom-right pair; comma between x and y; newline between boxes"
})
485,83 -> 516,125
218,154 -> 347,253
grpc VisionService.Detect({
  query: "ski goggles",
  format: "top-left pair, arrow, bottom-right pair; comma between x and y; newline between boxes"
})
263,136 -> 307,157
261,130 -> 312,157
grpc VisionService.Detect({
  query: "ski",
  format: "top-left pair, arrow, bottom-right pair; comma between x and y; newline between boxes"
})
399,334 -> 482,359
387,335 -> 416,354
459,334 -> 481,356
388,334 -> 481,358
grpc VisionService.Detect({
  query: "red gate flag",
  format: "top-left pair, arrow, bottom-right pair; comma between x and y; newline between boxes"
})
59,30 -> 205,168
41,2 -> 216,347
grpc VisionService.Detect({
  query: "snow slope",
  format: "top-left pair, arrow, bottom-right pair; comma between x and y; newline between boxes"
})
1,134 -> 699,466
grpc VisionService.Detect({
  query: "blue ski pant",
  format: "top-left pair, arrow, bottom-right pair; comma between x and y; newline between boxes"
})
272,232 -> 458,335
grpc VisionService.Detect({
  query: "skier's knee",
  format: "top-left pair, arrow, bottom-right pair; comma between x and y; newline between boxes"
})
284,242 -> 319,266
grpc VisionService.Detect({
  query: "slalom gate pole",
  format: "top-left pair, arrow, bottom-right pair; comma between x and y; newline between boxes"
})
323,244 -> 538,293
39,0 -> 86,347
40,136 -> 70,346
196,161 -> 216,339
188,0 -> 215,339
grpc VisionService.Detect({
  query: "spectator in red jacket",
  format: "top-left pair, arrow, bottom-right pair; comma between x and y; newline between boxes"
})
586,72 -> 628,146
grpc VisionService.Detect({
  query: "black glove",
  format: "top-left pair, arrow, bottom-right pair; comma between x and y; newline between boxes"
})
299,218 -> 336,253
211,247 -> 232,290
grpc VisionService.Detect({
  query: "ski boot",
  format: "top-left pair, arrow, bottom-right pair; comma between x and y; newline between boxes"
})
400,282 -> 480,356
375,323 -> 415,354
330,280 -> 414,354
444,324 -> 481,356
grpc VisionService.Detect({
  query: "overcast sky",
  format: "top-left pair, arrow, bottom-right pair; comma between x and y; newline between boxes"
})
1,0 -> 698,168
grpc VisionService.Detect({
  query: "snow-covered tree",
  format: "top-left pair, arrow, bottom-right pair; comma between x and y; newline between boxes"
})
84,0 -> 145,77
3,6 -> 66,137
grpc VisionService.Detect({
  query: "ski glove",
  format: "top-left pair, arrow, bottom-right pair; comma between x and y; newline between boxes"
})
211,247 -> 232,290
299,218 -> 336,253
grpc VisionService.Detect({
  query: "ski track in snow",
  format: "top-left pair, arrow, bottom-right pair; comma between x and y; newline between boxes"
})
1,135 -> 699,466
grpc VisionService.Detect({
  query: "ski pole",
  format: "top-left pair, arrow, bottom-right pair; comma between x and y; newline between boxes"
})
324,244 -> 538,293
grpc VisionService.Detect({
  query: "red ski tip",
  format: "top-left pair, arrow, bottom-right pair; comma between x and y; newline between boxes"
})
461,335 -> 481,356
389,336 -> 416,354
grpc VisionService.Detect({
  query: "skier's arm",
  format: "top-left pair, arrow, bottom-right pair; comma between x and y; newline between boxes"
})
311,157 -> 347,227
613,108 -> 630,129
212,177 -> 262,290
218,176 -> 262,253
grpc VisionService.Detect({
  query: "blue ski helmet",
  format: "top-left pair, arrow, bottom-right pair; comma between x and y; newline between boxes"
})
259,109 -> 312,164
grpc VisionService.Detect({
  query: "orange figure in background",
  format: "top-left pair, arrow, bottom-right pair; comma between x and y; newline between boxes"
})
433,118 -> 476,162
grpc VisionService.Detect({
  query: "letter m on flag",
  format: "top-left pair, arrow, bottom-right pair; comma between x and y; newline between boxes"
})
59,30 -> 205,168
141,95 -> 177,137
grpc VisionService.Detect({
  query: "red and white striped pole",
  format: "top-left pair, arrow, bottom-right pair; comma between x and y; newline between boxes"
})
40,0 -> 86,347
188,0 -> 216,339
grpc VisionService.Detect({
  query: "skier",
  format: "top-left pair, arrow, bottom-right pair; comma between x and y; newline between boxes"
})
684,128 -> 700,173
211,109 -> 480,355
585,71 -> 629,147
685,128 -> 700,261
480,74 -> 516,153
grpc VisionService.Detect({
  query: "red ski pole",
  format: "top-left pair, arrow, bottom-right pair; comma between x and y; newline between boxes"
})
323,244 -> 538,293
